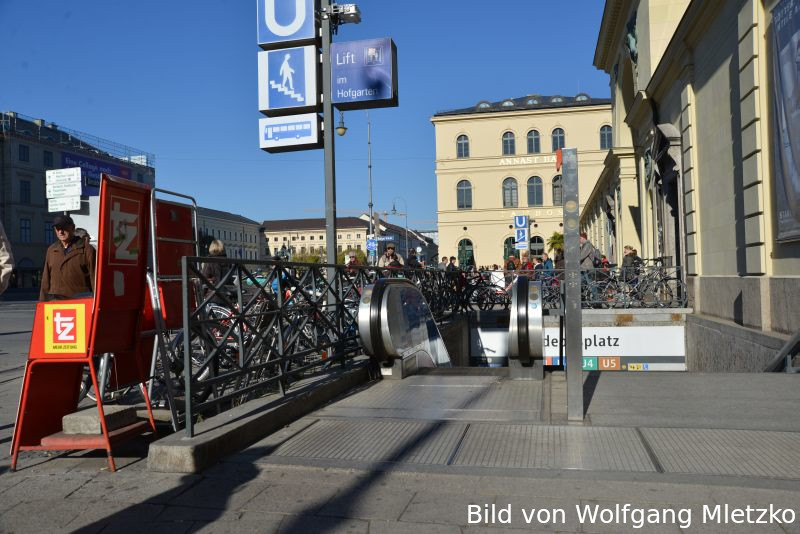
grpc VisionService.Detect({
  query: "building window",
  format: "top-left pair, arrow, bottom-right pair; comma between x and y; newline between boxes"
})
527,130 -> 540,154
502,132 -> 515,155
347,234 -> 351,239
527,176 -> 543,206
457,239 -> 474,268
337,234 -> 342,239
18,144 -> 29,162
600,125 -> 613,150
283,237 -> 287,241
44,221 -> 55,244
301,235 -> 305,241
291,236 -> 296,241
357,244 -> 362,250
552,128 -> 565,151
356,233 -> 361,238
502,177 -> 518,208
301,246 -> 306,253
337,245 -> 343,252
273,237 -> 278,241
531,236 -> 545,256
552,175 -> 563,205
20,180 -> 31,204
319,235 -> 324,240
456,135 -> 469,158
20,218 -> 31,242
310,235 -> 314,241
137,172 -> 144,183
43,150 -> 53,168
457,179 -> 472,210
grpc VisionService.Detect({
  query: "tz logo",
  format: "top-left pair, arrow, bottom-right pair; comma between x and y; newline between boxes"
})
111,200 -> 138,262
53,310 -> 76,342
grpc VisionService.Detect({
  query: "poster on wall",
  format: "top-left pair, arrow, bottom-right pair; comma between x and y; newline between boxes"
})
772,0 -> 800,241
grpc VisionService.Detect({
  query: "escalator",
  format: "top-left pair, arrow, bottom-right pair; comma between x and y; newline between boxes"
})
358,278 -> 451,378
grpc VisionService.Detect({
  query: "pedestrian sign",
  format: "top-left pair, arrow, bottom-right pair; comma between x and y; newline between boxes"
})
366,239 -> 377,251
258,46 -> 318,116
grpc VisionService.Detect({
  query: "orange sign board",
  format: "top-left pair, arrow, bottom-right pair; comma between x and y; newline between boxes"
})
598,356 -> 621,371
42,303 -> 87,353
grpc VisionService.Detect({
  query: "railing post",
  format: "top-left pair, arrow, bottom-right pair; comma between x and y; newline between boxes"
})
182,256 -> 194,438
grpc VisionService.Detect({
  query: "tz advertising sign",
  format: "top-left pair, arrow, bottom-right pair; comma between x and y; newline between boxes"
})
259,113 -> 322,153
258,46 -> 319,116
43,303 -> 87,354
108,196 -> 141,266
331,38 -> 398,110
257,0 -> 318,50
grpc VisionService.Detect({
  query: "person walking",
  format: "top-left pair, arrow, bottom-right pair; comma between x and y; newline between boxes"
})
0,221 -> 13,295
39,215 -> 96,301
378,243 -> 404,267
541,252 -> 554,271
406,251 -> 421,269
579,232 -> 600,270
437,256 -> 448,270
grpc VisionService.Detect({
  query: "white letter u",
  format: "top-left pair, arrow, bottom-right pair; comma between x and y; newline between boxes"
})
264,0 -> 306,37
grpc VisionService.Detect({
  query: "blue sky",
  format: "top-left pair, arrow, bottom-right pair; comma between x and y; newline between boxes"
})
1,0 -> 609,229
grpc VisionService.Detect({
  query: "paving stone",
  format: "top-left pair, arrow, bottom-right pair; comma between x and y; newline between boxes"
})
63,502 -> 165,532
400,491 -> 496,526
158,506 -> 242,522
242,482 -> 339,515
0,498 -> 84,532
171,475 -> 268,510
189,512 -> 284,534
493,496 -> 582,532
276,515 -> 369,534
318,487 -> 415,521
370,519 -> 462,534
67,471 -> 198,504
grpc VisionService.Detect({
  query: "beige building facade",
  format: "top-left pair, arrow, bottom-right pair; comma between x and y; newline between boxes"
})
588,0 -> 800,370
432,96 -> 612,267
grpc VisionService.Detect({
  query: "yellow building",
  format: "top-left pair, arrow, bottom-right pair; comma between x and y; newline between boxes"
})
587,0 -> 800,370
432,95 -> 612,267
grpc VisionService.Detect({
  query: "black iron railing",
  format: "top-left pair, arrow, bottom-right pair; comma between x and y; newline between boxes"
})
176,258 -> 461,436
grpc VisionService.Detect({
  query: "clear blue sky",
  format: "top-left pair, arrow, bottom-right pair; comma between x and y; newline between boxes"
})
1,0 -> 609,229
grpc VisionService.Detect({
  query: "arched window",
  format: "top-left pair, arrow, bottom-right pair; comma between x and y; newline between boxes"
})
457,135 -> 469,158
551,128 -> 565,151
527,176 -> 543,206
530,236 -> 545,257
458,239 -> 474,268
552,175 -> 563,205
503,237 -> 515,261
502,131 -> 515,155
527,130 -> 540,154
457,179 -> 472,209
600,125 -> 612,150
502,177 -> 518,207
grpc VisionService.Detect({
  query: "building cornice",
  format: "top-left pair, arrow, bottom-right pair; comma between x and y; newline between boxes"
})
593,0 -> 633,72
430,104 -> 612,124
624,90 -> 652,130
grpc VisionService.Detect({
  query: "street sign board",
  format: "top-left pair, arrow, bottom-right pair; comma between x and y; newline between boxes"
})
374,236 -> 394,242
61,153 -> 134,196
258,46 -> 319,116
513,215 -> 529,250
366,239 -> 377,251
48,196 -> 82,212
46,182 -> 82,198
257,0 -> 318,50
46,167 -> 82,185
332,38 -> 398,110
259,113 -> 322,153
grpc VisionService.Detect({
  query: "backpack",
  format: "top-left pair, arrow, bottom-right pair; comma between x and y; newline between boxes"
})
592,249 -> 603,268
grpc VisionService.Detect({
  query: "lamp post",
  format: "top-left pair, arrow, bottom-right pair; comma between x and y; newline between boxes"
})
391,196 -> 408,258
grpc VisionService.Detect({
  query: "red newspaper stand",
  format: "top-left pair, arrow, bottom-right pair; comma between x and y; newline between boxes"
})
11,174 -> 157,472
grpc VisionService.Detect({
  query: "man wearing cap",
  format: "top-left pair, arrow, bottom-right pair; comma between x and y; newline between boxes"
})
377,243 -> 404,267
39,215 -> 96,301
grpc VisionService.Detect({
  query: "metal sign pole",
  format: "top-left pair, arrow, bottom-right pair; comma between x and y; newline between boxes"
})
561,148 -> 584,421
321,0 -> 338,266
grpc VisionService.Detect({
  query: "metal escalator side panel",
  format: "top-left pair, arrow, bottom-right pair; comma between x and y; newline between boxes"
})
527,281 -> 543,361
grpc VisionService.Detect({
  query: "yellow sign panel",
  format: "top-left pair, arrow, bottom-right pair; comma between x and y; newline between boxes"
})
43,303 -> 87,354
628,363 -> 644,371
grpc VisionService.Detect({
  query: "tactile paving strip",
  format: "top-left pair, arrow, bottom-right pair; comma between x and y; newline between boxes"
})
452,424 -> 657,472
269,419 -> 468,465
640,428 -> 800,479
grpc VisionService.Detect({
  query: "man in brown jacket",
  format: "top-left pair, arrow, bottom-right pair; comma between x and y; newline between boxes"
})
39,215 -> 96,301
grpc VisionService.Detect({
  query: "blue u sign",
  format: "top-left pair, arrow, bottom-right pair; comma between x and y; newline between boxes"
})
513,215 -> 529,229
257,0 -> 318,50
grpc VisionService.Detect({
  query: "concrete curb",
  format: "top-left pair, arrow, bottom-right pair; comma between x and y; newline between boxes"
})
147,363 -> 373,473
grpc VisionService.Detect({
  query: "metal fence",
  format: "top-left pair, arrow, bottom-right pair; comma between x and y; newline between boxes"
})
176,258 -> 461,436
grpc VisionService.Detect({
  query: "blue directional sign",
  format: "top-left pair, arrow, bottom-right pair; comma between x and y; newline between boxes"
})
514,215 -> 529,250
259,113 -> 322,153
258,46 -> 318,116
331,38 -> 398,110
366,239 -> 378,251
257,0 -> 318,50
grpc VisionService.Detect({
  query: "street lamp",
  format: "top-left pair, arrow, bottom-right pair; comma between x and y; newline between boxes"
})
391,196 -> 408,257
335,111 -> 347,136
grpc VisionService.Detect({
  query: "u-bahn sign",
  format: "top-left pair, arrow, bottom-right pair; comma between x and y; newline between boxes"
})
332,38 -> 398,110
257,0 -> 319,50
